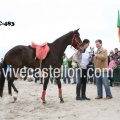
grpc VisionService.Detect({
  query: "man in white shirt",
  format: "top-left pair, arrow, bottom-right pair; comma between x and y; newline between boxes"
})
79,51 -> 90,100
72,39 -> 90,100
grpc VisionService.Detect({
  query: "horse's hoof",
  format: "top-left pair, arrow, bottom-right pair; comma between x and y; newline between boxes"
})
41,97 -> 46,104
11,101 -> 15,103
60,100 -> 64,103
13,93 -> 18,102
43,101 -> 46,104
13,96 -> 17,102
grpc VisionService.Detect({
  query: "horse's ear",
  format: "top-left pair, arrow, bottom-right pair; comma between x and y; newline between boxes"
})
77,28 -> 80,31
74,28 -> 80,33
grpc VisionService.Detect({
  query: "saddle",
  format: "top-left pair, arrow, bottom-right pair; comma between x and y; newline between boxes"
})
31,41 -> 50,63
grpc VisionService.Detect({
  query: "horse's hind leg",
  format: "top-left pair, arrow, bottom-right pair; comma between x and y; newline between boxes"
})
56,78 -> 64,103
8,68 -> 19,102
8,81 -> 12,95
7,72 -> 12,96
11,81 -> 18,102
8,78 -> 18,102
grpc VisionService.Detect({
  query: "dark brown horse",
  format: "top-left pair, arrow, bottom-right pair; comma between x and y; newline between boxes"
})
0,29 -> 82,103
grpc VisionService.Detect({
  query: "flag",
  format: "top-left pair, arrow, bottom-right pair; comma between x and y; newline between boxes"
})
117,10 -> 120,42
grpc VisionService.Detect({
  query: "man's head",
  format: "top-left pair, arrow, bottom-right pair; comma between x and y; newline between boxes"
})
109,50 -> 114,56
82,39 -> 90,49
95,39 -> 102,49
118,51 -> 120,56
114,48 -> 118,54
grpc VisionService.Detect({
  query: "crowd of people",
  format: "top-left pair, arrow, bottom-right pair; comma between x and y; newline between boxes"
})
108,48 -> 120,86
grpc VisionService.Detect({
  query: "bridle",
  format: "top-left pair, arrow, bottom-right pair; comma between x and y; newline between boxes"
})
70,34 -> 82,50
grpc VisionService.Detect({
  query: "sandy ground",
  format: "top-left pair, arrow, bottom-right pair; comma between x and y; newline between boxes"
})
0,79 -> 120,120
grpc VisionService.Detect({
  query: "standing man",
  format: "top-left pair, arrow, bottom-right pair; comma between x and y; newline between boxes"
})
73,39 -> 90,100
93,39 -> 112,99
79,50 -> 91,100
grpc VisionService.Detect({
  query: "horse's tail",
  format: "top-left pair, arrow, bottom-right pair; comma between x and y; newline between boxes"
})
0,59 -> 7,97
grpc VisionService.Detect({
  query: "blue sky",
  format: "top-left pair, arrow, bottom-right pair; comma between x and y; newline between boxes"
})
0,0 -> 120,58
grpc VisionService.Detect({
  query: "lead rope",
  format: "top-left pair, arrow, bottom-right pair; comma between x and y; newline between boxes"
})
70,34 -> 77,51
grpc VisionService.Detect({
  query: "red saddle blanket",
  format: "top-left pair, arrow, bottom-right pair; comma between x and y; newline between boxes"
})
31,41 -> 50,62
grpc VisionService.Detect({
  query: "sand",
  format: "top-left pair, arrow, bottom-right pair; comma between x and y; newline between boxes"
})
0,79 -> 120,120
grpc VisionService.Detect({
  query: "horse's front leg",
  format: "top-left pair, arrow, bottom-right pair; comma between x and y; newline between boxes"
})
56,77 -> 64,103
41,76 -> 49,103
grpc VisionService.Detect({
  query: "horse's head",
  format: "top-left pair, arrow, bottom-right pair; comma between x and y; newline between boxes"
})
71,28 -> 82,50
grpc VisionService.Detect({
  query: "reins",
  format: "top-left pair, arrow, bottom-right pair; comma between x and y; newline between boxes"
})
70,34 -> 82,51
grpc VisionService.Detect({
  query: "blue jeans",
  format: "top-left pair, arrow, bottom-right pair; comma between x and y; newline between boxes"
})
96,72 -> 112,97
63,67 -> 71,83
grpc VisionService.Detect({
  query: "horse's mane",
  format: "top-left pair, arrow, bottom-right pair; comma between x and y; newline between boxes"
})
50,31 -> 73,45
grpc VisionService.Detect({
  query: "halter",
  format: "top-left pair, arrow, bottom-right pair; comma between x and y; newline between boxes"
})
70,34 -> 82,50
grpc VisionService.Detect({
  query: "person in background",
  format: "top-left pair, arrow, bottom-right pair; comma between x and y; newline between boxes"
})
114,48 -> 118,58
87,62 -> 94,84
71,60 -> 77,84
108,50 -> 114,65
0,58 -> 3,64
21,67 -> 28,81
0,58 -> 3,71
7,65 -> 11,81
72,39 -> 90,100
115,51 -> 120,66
33,69 -> 40,83
87,48 -> 95,84
62,53 -> 71,84
93,39 -> 112,99
108,56 -> 115,87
